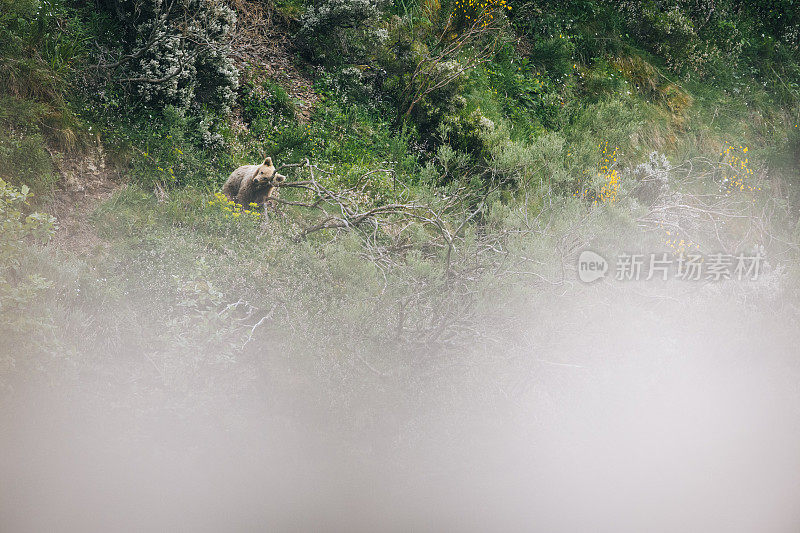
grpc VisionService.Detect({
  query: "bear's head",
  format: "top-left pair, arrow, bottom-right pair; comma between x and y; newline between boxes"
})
253,157 -> 286,187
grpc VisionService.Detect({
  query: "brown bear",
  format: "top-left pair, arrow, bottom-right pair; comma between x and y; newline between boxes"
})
222,157 -> 286,207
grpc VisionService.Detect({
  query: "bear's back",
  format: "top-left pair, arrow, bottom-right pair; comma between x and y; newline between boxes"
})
232,164 -> 261,184
224,164 -> 260,198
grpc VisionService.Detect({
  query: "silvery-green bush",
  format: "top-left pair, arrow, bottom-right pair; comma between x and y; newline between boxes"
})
297,0 -> 388,66
628,151 -> 671,206
103,0 -> 239,114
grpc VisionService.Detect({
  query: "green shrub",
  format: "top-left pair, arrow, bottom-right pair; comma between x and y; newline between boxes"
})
742,0 -> 800,49
237,78 -> 315,162
789,124 -> 800,168
0,131 -> 56,198
637,1 -> 703,73
0,0 -> 88,151
528,35 -> 577,82
0,179 -> 56,368
297,0 -> 388,67
240,79 -> 296,135
304,98 -> 395,165
104,105 -> 233,189
95,0 -> 239,113
483,44 -> 565,133
490,132 -> 570,193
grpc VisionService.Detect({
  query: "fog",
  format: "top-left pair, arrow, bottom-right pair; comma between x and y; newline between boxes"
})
2,275 -> 799,532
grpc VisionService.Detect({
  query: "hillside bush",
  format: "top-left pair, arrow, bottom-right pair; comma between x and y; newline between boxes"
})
0,0 -> 88,155
0,130 -> 56,198
97,0 -> 239,113
297,0 -> 389,66
0,179 -> 56,372
102,105 -> 234,189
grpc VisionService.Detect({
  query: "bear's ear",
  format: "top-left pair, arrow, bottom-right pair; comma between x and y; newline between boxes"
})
263,157 -> 273,166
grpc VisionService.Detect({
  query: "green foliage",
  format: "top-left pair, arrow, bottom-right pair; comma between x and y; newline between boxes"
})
0,179 -> 56,360
273,0 -> 306,18
509,0 -> 625,62
236,77 -> 320,163
95,0 -> 239,113
789,123 -> 800,168
297,0 -> 388,67
528,35 -> 577,83
0,131 -> 56,198
0,96 -> 59,197
490,132 -> 571,193
482,44 -> 566,134
241,79 -> 296,134
0,0 -> 88,155
565,96 -> 650,163
383,49 -> 498,162
636,1 -> 703,73
303,96 -> 398,165
740,0 -> 800,49
0,0 -> 85,100
102,105 -> 233,189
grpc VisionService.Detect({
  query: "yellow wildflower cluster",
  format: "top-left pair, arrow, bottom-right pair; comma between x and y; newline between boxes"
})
572,142 -> 621,205
208,192 -> 262,219
140,148 -> 177,183
719,142 -> 760,194
663,227 -> 700,255
454,0 -> 511,27
596,142 -> 621,204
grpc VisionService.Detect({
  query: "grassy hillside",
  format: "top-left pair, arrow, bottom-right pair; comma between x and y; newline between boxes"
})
3,0 -> 800,437
2,1 -> 800,529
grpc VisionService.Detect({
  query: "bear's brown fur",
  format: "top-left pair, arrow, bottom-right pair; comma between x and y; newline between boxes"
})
222,157 -> 286,207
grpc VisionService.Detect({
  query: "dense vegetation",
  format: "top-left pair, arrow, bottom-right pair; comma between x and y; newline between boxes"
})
2,0 -> 799,393
2,3 -> 800,527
